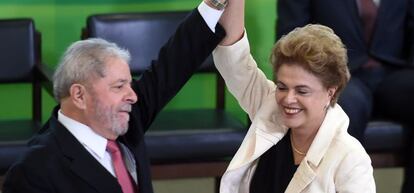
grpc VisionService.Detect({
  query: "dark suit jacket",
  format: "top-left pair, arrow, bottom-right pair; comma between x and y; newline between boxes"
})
276,0 -> 414,72
2,9 -> 225,193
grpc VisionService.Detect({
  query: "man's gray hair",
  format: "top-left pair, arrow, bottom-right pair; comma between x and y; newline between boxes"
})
53,38 -> 130,101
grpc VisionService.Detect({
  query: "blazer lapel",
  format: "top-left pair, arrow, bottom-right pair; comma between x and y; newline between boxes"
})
221,102 -> 289,193
51,117 -> 123,193
286,104 -> 350,192
285,160 -> 316,193
226,103 -> 288,171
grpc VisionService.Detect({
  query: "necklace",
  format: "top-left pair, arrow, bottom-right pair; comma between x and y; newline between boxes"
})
290,134 -> 307,156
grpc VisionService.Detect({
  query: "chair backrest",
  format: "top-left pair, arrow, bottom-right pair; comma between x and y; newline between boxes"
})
0,18 -> 41,122
84,11 -> 216,75
0,19 -> 39,83
83,11 -> 225,109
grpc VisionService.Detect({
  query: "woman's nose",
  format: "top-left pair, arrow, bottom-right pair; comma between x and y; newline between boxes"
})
284,90 -> 297,104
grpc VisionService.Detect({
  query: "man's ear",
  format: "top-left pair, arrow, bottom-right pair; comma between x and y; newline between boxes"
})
69,83 -> 88,110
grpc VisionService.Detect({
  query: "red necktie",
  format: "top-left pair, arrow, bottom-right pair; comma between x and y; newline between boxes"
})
107,140 -> 136,193
359,0 -> 380,69
359,0 -> 378,44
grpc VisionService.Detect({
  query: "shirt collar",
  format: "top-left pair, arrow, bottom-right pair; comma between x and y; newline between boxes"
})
57,109 -> 108,159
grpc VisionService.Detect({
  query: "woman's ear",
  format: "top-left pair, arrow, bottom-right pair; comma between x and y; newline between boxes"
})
327,87 -> 337,100
69,83 -> 87,110
325,87 -> 337,110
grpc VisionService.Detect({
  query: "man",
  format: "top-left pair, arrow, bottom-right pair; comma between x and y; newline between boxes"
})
276,0 -> 414,192
2,0 -> 230,192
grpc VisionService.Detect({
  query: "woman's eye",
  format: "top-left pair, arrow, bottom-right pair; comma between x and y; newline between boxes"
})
277,86 -> 287,91
297,90 -> 309,95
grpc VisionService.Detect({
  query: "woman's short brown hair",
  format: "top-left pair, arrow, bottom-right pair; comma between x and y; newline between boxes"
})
271,24 -> 350,106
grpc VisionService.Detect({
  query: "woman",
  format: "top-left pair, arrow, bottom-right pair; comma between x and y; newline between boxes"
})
213,1 -> 376,192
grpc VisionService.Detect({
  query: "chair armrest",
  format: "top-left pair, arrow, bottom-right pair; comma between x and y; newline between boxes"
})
36,64 -> 54,98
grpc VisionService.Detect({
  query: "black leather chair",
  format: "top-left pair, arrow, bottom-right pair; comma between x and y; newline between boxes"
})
82,10 -> 246,188
0,18 -> 53,176
365,120 -> 409,168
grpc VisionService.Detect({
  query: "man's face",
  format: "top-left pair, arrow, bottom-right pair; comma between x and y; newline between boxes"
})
85,57 -> 138,139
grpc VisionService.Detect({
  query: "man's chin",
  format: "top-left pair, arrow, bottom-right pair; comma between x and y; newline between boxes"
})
119,127 -> 129,135
112,125 -> 129,136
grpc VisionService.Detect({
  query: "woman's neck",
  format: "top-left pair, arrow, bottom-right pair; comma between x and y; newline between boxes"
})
290,125 -> 320,165
291,127 -> 318,150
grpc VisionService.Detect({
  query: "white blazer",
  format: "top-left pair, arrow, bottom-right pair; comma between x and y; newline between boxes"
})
213,33 -> 376,193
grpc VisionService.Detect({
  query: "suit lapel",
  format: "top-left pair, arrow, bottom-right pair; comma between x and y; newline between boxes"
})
51,115 -> 123,193
370,0 -> 388,44
348,0 -> 387,46
346,0 -> 365,43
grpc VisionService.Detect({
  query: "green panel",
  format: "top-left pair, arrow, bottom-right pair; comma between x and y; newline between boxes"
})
245,0 -> 275,79
0,0 -> 53,4
42,88 -> 57,122
0,84 -> 56,121
56,0 -> 195,4
0,0 -> 193,4
164,75 -> 215,110
0,84 -> 32,120
0,0 -> 277,126
226,0 -> 276,123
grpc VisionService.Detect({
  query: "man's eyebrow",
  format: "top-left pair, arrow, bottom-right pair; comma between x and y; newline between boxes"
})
111,79 -> 129,85
119,79 -> 128,83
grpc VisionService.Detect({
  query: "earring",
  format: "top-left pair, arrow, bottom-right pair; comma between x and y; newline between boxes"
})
324,101 -> 330,110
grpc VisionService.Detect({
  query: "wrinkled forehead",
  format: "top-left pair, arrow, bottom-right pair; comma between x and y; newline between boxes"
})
102,57 -> 132,80
82,56 -> 130,86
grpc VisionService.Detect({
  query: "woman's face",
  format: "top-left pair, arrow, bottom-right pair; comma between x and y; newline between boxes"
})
275,64 -> 335,131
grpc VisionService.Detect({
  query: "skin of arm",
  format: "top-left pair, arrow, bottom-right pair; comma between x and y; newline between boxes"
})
212,0 -> 275,117
217,0 -> 245,45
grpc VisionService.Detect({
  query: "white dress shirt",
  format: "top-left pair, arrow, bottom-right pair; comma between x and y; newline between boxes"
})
198,1 -> 224,32
58,110 -> 120,176
58,110 -> 138,184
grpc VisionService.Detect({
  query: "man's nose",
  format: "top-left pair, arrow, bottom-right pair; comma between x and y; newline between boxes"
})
125,86 -> 138,104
